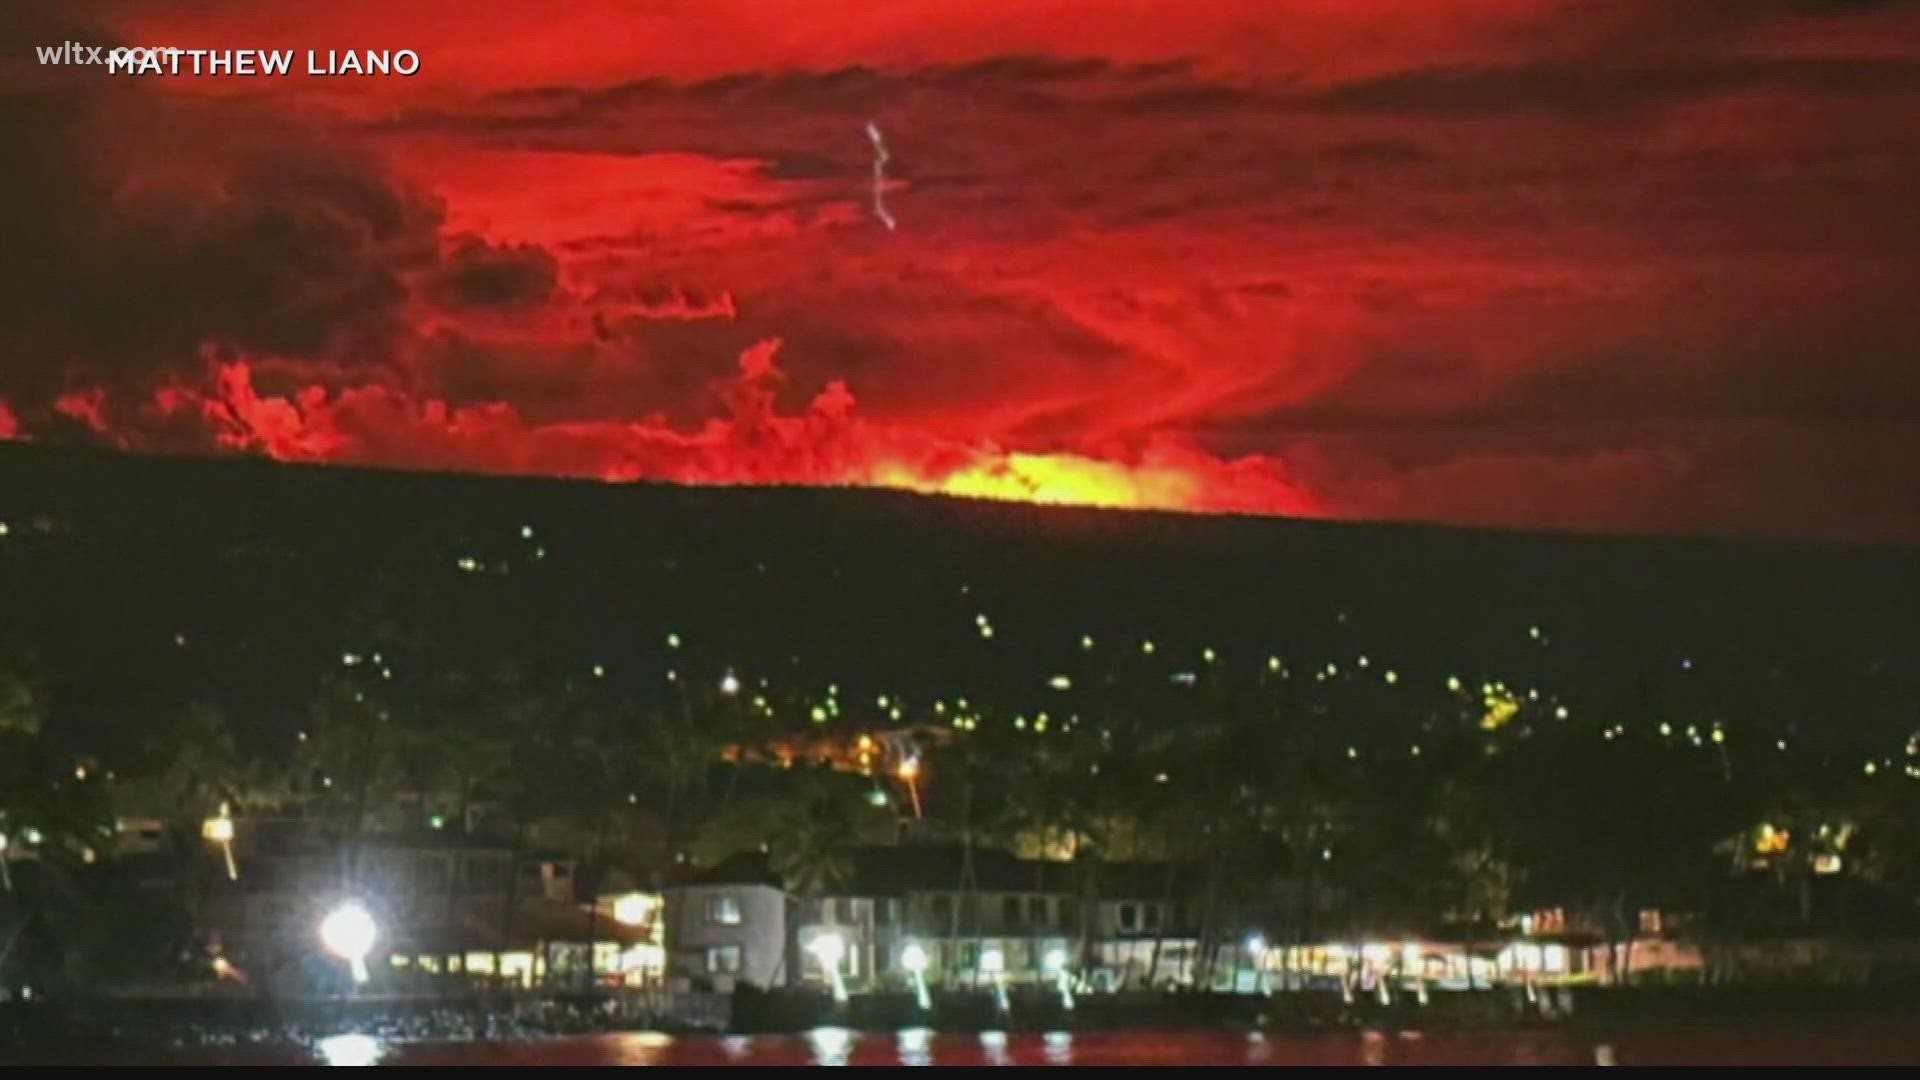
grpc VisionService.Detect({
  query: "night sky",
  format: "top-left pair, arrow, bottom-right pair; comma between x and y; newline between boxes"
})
3,2 -> 1918,541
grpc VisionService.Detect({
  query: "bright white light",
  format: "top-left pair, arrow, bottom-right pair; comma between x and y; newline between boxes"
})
809,1025 -> 855,1066
317,1032 -> 383,1067
980,946 -> 1005,974
612,893 -> 653,927
202,815 -> 234,843
1044,947 -> 1068,973
1245,934 -> 1266,954
809,931 -> 846,967
321,903 -> 378,982
901,942 -> 929,974
720,672 -> 741,696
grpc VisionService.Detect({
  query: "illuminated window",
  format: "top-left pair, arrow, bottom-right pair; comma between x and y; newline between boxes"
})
706,945 -> 742,975
708,895 -> 743,926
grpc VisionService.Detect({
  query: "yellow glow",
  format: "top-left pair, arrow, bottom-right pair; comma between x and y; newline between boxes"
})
903,452 -> 1195,512
612,893 -> 655,927
898,757 -> 921,780
1480,690 -> 1521,732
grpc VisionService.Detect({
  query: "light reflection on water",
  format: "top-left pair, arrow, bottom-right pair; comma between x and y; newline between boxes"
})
1043,1031 -> 1074,1066
289,1021 -> 1920,1067
898,1026 -> 934,1066
316,1033 -> 383,1067
808,1025 -> 854,1066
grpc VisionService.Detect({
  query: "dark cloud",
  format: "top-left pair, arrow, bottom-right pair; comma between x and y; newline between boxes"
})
423,234 -> 559,310
1308,58 -> 1920,118
0,35 -> 444,407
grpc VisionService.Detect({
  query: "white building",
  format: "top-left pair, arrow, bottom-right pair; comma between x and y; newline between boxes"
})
662,861 -> 790,991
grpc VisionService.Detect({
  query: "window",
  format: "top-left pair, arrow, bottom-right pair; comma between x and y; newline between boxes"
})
1145,904 -> 1161,931
875,899 -> 895,926
931,896 -> 953,924
1029,897 -> 1049,927
1119,903 -> 1139,931
1003,896 -> 1023,927
708,895 -> 743,925
706,945 -> 742,975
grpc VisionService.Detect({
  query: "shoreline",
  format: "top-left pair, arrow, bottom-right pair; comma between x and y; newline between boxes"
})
8,983 -> 1920,1056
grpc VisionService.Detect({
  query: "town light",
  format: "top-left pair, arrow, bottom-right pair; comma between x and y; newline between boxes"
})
810,931 -> 846,966
809,932 -> 849,1003
203,814 -> 234,843
981,946 -> 1009,1013
901,942 -> 928,974
320,902 -> 378,983
720,671 -> 741,696
897,756 -> 924,819
202,802 -> 238,880
1044,946 -> 1074,1009
901,941 -> 933,1011
613,893 -> 653,927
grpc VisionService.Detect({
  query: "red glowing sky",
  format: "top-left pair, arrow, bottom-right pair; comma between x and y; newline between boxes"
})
4,2 -> 1919,539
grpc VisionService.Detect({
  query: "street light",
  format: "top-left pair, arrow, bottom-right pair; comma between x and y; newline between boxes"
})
808,931 -> 849,1004
612,893 -> 654,927
321,902 -> 378,984
980,946 -> 1009,1014
720,671 -> 741,696
1044,946 -> 1074,1010
901,942 -> 931,1010
896,756 -> 924,819
202,802 -> 238,880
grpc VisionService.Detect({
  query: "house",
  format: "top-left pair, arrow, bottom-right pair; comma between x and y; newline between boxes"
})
190,816 -> 655,993
663,846 -> 1217,997
660,857 -> 790,991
